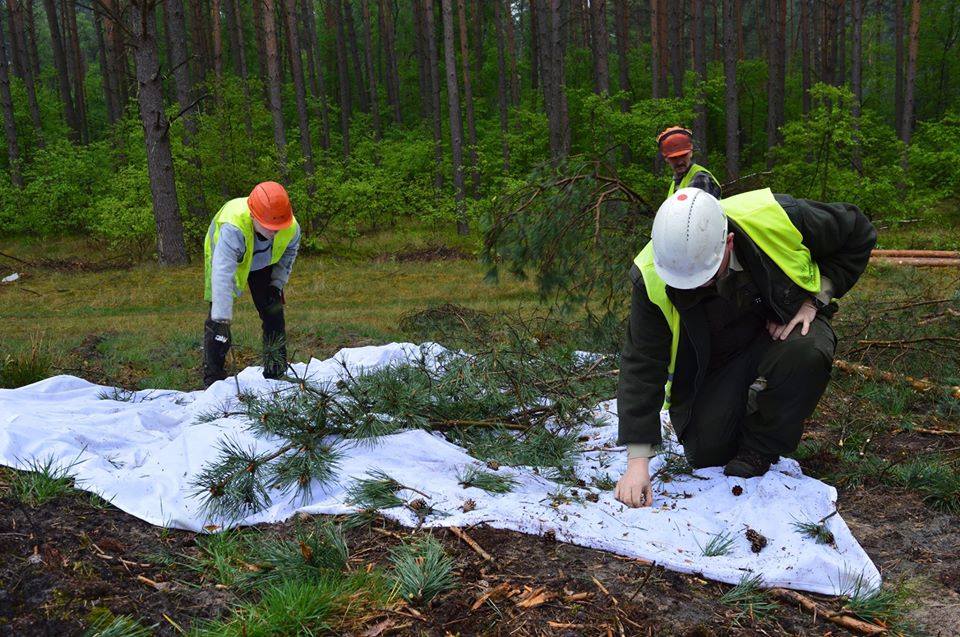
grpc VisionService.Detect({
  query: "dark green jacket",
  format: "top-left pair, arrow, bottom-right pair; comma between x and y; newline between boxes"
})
616,195 -> 877,446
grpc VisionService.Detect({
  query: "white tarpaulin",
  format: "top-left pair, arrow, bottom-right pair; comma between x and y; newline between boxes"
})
0,343 -> 880,595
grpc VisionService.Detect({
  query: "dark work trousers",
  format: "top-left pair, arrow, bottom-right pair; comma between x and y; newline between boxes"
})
678,315 -> 836,468
203,265 -> 287,386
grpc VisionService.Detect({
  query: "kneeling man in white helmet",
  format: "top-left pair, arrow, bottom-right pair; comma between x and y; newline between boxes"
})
615,187 -> 876,508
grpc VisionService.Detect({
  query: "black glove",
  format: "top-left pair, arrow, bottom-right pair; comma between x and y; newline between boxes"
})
266,286 -> 284,315
203,319 -> 232,387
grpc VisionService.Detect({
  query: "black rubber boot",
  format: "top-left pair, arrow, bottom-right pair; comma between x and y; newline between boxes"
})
723,449 -> 778,478
203,318 -> 231,387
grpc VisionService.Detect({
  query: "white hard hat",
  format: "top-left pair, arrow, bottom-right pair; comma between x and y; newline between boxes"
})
651,188 -> 728,289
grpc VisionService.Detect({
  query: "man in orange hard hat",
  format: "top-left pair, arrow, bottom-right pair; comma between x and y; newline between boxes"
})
656,126 -> 721,200
202,182 -> 301,387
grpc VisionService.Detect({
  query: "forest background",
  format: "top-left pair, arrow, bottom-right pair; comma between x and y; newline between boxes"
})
0,0 -> 957,267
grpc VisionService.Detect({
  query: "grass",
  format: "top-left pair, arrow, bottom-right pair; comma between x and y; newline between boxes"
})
243,521 -> 350,588
699,531 -> 736,557
389,535 -> 457,604
10,454 -> 83,506
0,338 -> 52,388
344,469 -> 407,512
83,608 -> 155,637
719,574 -> 778,625
840,575 -> 922,636
456,464 -> 519,494
188,529 -> 255,587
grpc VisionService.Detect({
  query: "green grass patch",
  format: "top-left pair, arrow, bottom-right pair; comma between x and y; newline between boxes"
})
840,576 -> 923,636
699,531 -> 736,558
189,529 -> 257,587
243,521 -> 350,589
83,607 -> 155,637
719,574 -> 778,625
389,535 -> 457,605
0,341 -> 52,388
10,454 -> 82,506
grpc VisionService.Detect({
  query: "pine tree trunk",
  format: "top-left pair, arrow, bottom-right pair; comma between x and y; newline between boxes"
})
299,0 -> 329,149
95,8 -> 118,124
224,0 -> 241,75
529,0 -> 539,91
894,0 -> 904,137
26,0 -> 41,78
252,0 -> 269,94
723,0 -> 739,180
901,0 -> 920,146
344,0 -> 368,112
766,0 -> 785,161
360,0 -> 381,141
163,0 -> 208,218
413,0 -> 430,118
456,0 -> 479,195
471,1 -> 484,75
590,0 -> 609,94
801,0 -> 811,113
504,0 -> 518,104
440,0 -> 467,235
63,0 -> 88,142
379,0 -> 402,124
537,0 -> 568,160
851,0 -> 862,117
260,0 -> 287,175
278,0 -> 313,179
494,0 -> 510,171
189,0 -> 209,82
330,0 -> 352,158
41,0 -> 80,140
692,0 -> 707,158
837,0 -> 846,85
6,1 -> 26,80
128,1 -> 188,265
211,0 -> 224,79
0,11 -> 24,187
650,0 -> 661,99
668,0 -> 683,97
614,0 -> 630,111
424,0 -> 444,188
10,1 -> 43,137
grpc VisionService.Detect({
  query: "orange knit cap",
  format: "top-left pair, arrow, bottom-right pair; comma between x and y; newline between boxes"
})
656,126 -> 694,158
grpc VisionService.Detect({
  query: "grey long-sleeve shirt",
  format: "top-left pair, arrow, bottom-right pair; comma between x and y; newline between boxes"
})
209,223 -> 301,321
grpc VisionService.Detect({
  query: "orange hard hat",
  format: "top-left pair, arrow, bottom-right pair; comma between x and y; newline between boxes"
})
248,181 -> 293,231
657,126 -> 694,158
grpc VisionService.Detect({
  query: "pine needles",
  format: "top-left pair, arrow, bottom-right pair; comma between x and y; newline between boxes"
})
700,531 -> 736,557
193,318 -> 618,520
719,574 -> 778,624
345,470 -> 408,511
11,454 -> 82,506
791,510 -> 838,545
389,535 -> 457,604
456,465 -> 518,494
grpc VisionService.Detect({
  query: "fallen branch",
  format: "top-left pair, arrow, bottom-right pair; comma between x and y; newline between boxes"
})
447,527 -> 494,563
871,256 -> 960,267
768,588 -> 887,635
833,359 -> 960,399
872,249 -> 960,258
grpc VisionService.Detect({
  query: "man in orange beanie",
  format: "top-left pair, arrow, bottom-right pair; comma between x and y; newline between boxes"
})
202,182 -> 301,387
656,126 -> 721,201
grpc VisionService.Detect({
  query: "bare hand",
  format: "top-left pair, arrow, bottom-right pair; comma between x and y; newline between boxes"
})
615,458 -> 653,508
767,301 -> 817,341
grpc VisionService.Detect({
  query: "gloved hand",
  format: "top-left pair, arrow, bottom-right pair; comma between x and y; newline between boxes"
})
203,319 -> 232,387
266,286 -> 284,316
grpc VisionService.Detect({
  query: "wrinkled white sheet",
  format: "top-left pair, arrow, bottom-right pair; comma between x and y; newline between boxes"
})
0,343 -> 880,595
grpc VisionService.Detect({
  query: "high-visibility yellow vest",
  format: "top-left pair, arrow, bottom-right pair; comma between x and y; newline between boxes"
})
203,198 -> 299,301
634,188 -> 820,403
667,163 -> 719,198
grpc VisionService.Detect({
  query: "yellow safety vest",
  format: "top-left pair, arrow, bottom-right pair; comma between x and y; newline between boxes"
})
667,163 -> 719,198
634,188 -> 820,403
203,198 -> 299,301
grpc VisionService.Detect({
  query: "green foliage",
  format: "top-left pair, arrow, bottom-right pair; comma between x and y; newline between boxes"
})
791,512 -> 837,545
456,465 -> 518,494
389,535 -> 457,605
244,521 -> 350,589
191,529 -> 254,587
83,608 -> 155,637
699,531 -> 736,557
0,343 -> 52,388
841,576 -> 921,635
908,111 -> 960,202
11,454 -> 82,506
719,574 -> 778,625
344,470 -> 407,512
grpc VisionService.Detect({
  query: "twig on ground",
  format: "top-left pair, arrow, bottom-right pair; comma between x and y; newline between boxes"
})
768,588 -> 887,635
447,526 -> 494,563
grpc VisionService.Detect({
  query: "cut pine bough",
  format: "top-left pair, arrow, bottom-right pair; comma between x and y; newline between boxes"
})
870,249 -> 960,267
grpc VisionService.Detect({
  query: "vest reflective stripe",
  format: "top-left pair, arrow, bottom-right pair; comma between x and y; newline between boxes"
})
203,197 -> 298,301
667,163 -> 718,197
633,188 -> 819,403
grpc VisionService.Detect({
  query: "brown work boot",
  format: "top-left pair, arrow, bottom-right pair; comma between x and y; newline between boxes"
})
723,449 -> 778,478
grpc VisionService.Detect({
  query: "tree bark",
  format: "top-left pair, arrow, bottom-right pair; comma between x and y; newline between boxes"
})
330,0 -> 352,158
9,1 -> 43,137
894,0 -> 904,137
413,0 -> 430,118
766,0 -> 785,160
299,0 -> 329,149
343,0 -> 368,112
95,7 -> 118,124
280,0 -> 313,178
494,0 -> 510,170
189,0 -> 210,82
692,0 -> 707,158
723,0 -> 739,180
536,0 -> 568,160
210,0 -> 224,79
456,0 -> 479,195
529,0 -> 539,90
901,0 -> 920,146
504,0 -> 518,104
128,1 -> 188,265
6,1 -> 26,80
378,0 -> 402,124
0,10 -> 23,187
801,0 -> 811,113
41,0 -> 80,140
440,0 -> 467,235
614,0 -> 630,111
424,0 -> 443,188
668,0 -> 683,96
252,0 -> 269,94
261,0 -> 287,175
63,0 -> 88,142
360,0 -> 381,141
851,0 -> 862,117
590,0 -> 609,94
837,0 -> 846,86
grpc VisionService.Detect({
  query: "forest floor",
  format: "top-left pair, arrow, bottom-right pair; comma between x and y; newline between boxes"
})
1,227 -> 959,636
